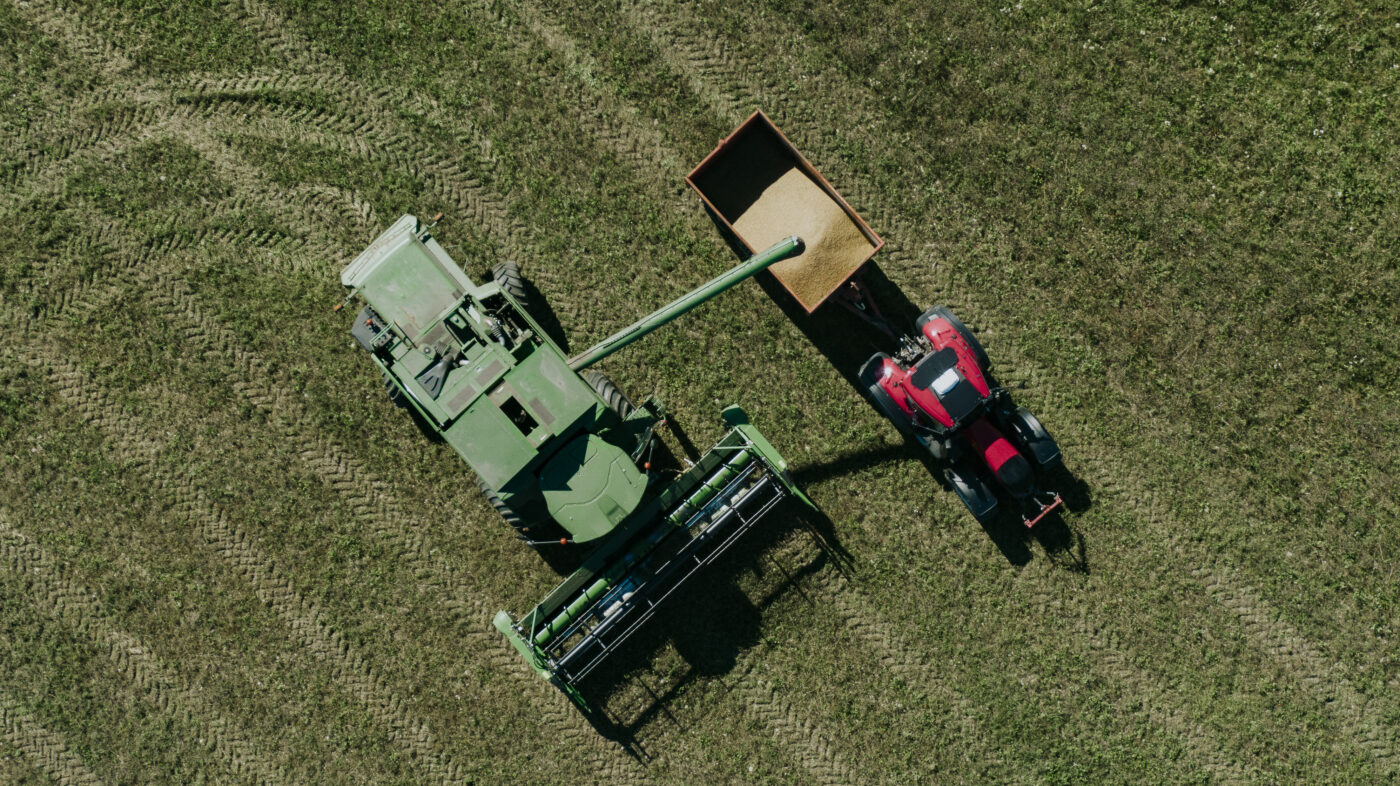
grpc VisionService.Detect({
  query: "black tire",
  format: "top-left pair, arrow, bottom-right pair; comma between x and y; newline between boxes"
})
491,260 -> 531,313
918,305 -> 990,371
382,373 -> 407,408
858,353 -> 914,439
582,369 -> 635,419
477,477 -> 528,531
1007,406 -> 1062,468
945,466 -> 999,525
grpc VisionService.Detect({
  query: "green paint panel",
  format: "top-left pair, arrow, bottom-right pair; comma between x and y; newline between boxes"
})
443,397 -> 539,490
508,347 -> 597,434
539,434 -> 647,542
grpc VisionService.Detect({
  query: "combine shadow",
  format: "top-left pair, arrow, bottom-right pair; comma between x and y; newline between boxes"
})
569,499 -> 848,756
519,275 -> 571,354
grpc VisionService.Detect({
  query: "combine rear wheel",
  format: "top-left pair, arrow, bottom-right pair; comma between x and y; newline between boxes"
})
491,260 -> 531,313
583,369 -> 635,419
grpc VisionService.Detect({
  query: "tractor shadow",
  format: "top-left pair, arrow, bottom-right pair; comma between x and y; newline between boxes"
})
570,501 -> 850,757
728,229 -> 1093,570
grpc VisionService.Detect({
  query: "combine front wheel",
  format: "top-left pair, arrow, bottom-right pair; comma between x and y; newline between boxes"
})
583,369 -> 635,419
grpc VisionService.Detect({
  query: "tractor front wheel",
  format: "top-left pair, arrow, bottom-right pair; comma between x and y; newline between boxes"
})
859,353 -> 914,439
918,305 -> 991,371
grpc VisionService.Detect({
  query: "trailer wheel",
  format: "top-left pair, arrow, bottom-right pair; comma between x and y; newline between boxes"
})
491,260 -> 531,313
583,369 -> 635,419
918,305 -> 990,371
477,478 -> 529,532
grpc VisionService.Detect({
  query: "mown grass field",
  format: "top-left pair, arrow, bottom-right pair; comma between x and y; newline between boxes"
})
2,0 -> 1397,783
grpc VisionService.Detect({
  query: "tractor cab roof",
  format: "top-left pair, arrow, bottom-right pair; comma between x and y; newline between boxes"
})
909,347 -> 983,425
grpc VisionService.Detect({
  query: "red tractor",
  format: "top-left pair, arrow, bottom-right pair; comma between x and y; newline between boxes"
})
858,306 -> 1063,527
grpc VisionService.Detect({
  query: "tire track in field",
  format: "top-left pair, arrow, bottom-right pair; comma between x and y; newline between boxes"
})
766,535 -> 1012,780
613,4 -> 1398,775
1192,566 -> 1397,767
6,72 -> 514,262
0,516 -> 291,785
4,20 -> 641,772
3,97 -> 378,251
0,694 -> 103,786
215,0 -> 527,254
8,0 -> 132,79
508,1 -> 677,177
2,336 -> 474,785
742,677 -> 856,786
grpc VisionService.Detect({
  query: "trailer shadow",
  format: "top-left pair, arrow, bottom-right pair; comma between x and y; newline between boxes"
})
569,500 -> 848,756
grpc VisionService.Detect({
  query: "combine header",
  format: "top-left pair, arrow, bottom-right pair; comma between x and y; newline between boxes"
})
339,214 -> 813,708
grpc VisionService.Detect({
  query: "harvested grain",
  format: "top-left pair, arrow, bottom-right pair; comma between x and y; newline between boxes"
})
732,167 -> 875,311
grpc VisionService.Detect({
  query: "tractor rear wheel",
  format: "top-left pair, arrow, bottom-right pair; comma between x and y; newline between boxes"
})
945,466 -> 999,525
583,369 -> 635,419
919,305 -> 990,371
491,260 -> 531,313
1006,407 -> 1062,468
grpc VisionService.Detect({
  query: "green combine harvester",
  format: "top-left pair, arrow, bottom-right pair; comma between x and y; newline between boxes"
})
339,214 -> 815,708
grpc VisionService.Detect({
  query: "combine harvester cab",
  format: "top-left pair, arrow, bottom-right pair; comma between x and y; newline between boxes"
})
339,213 -> 815,710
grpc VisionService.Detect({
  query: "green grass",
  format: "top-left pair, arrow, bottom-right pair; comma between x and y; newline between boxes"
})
1,0 -> 1397,782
